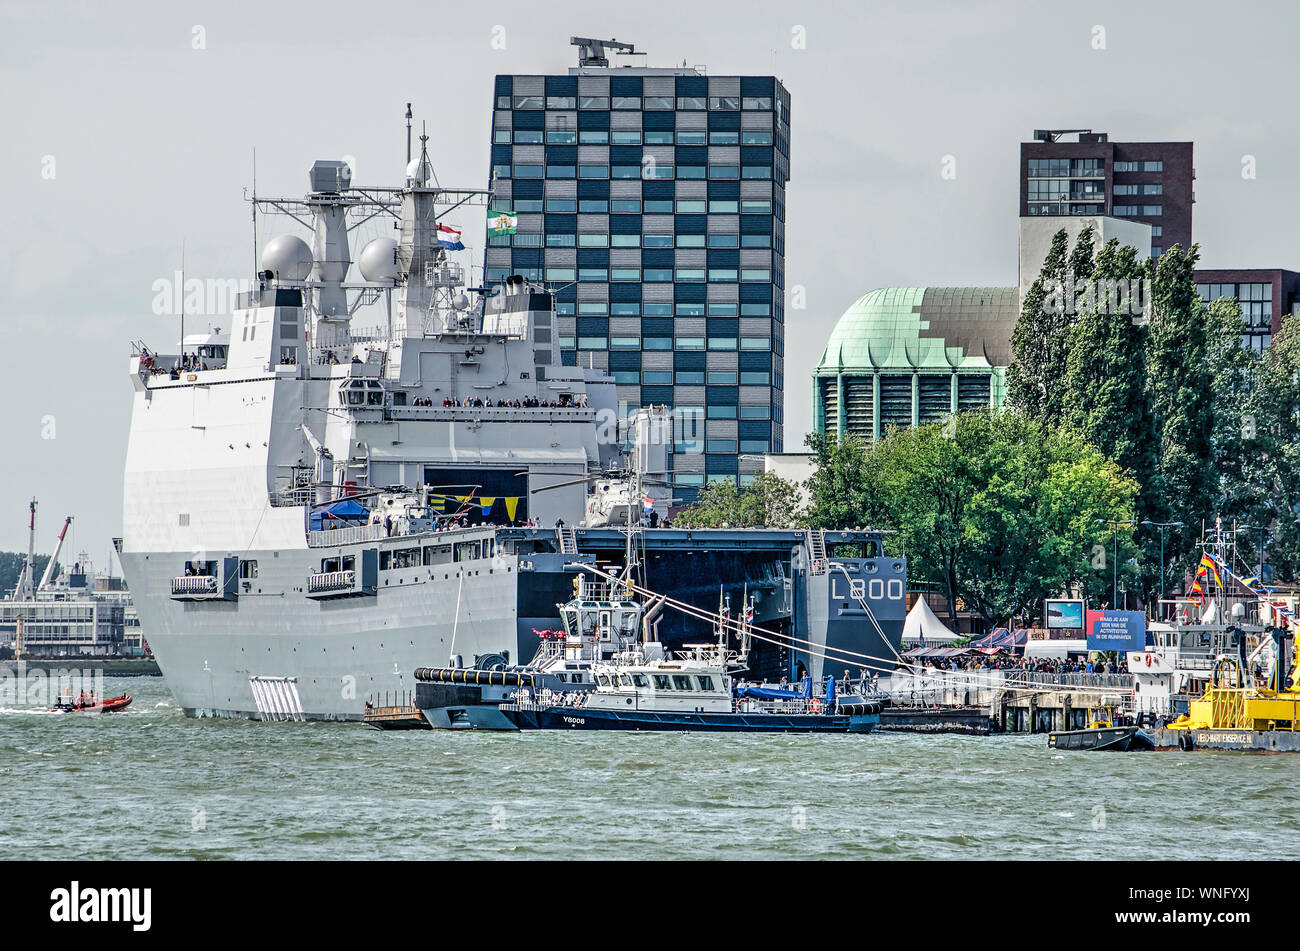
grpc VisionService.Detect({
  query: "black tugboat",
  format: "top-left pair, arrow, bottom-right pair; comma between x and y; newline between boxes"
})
1048,718 -> 1155,751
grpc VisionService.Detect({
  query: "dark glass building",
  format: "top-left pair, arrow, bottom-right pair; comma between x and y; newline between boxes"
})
482,59 -> 791,500
1194,268 -> 1300,353
1019,130 -> 1193,259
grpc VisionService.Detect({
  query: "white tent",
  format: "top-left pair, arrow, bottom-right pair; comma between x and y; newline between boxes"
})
901,597 -> 960,645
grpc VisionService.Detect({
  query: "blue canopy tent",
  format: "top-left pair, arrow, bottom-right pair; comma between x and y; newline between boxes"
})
310,499 -> 370,531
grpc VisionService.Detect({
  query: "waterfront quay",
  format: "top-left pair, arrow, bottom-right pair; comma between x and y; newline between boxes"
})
880,669 -> 1135,734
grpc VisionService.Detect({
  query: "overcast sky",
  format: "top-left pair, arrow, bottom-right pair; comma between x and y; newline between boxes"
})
3,0 -> 1298,556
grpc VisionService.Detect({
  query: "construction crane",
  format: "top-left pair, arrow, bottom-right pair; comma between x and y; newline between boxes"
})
38,516 -> 72,591
570,36 -> 640,68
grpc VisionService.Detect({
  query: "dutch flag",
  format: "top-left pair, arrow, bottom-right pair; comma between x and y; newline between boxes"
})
437,224 -> 464,250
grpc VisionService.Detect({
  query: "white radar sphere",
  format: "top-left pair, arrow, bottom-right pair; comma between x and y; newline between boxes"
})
260,234 -> 313,281
358,237 -> 401,282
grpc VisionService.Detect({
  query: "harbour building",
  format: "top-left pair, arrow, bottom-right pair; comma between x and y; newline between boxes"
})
813,287 -> 1018,440
483,38 -> 791,499
1019,129 -> 1193,259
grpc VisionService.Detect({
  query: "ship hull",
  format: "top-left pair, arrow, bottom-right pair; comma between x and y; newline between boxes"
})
1151,728 -> 1300,753
501,704 -> 880,733
120,527 -> 906,721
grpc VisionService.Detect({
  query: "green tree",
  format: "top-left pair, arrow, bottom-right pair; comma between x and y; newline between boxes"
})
1008,229 -> 1070,422
1232,312 -> 1300,581
675,472 -> 804,528
804,432 -> 879,530
0,552 -> 51,597
1062,238 -> 1156,487
1147,244 -> 1214,569
816,411 -> 1138,624
1008,226 -> 1096,428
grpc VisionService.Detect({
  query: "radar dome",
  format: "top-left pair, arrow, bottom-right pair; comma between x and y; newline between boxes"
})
260,234 -> 313,281
358,237 -> 401,282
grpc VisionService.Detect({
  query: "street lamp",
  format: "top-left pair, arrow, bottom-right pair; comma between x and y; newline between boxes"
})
1140,520 -> 1184,611
1095,518 -> 1137,609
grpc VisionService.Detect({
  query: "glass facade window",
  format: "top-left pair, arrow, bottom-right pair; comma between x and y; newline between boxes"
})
487,73 -> 788,499
1142,205 -> 1162,216
1143,160 -> 1163,172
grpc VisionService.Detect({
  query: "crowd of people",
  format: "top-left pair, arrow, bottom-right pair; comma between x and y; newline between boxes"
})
437,394 -> 588,409
909,654 -> 1130,675
140,348 -> 210,377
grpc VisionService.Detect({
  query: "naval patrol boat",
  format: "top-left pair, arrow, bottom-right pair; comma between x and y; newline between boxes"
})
117,136 -> 906,721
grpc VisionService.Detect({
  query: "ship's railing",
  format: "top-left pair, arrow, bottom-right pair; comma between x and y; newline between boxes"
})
387,405 -> 594,422
171,576 -> 218,596
307,569 -> 356,594
271,486 -> 315,508
307,523 -> 385,548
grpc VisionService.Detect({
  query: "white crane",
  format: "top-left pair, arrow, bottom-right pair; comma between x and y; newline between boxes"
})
38,516 -> 72,591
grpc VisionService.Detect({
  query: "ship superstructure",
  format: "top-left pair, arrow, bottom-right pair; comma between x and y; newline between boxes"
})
118,126 -> 905,720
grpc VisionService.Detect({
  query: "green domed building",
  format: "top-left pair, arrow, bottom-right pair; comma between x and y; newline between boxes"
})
814,287 -> 1018,439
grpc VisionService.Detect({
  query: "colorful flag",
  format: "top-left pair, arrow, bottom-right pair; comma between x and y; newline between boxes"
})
1196,554 -> 1223,590
436,224 -> 464,250
1189,578 -> 1206,605
487,209 -> 518,236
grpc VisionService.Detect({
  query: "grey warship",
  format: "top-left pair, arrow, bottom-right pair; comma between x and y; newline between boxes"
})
116,134 -> 905,720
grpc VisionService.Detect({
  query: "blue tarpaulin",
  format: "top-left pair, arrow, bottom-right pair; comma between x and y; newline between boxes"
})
310,499 -> 370,530
734,685 -> 806,701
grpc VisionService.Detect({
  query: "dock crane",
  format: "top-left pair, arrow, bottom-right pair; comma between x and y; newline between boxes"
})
570,36 -> 641,68
38,515 -> 72,591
